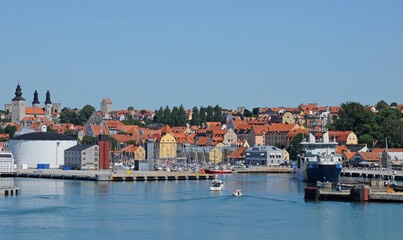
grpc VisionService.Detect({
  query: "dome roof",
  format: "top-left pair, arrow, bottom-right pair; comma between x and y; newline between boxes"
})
11,132 -> 76,141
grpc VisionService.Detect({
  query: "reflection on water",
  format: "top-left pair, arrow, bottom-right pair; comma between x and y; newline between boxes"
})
0,175 -> 403,240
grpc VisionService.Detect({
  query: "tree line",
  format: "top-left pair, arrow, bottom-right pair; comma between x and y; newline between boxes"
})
327,100 -> 403,148
60,105 -> 96,126
153,105 -> 223,127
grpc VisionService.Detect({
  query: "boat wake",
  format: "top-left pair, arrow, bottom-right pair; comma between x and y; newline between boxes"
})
168,195 -> 296,203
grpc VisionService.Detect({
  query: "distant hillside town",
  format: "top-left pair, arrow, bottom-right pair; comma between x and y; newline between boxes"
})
1,84 -> 402,170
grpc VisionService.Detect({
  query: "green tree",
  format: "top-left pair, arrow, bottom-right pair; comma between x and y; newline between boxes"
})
126,140 -> 137,145
378,118 -> 403,148
286,133 -> 308,160
332,102 -> 378,138
252,108 -> 260,116
358,134 -> 374,148
206,105 -> 214,122
213,105 -> 222,122
200,107 -> 206,124
107,136 -> 119,150
163,106 -> 171,125
376,100 -> 388,111
154,107 -> 164,123
64,129 -> 77,139
128,106 -> 134,111
391,102 -> 398,107
190,107 -> 200,126
79,105 -> 96,124
177,105 -> 187,127
171,106 -> 179,126
47,127 -> 58,133
4,125 -> 17,139
81,135 -> 95,145
243,109 -> 252,118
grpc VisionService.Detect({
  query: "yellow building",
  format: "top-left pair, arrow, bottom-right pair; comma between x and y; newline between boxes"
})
283,149 -> 290,161
209,147 -> 223,164
134,146 -> 146,160
159,134 -> 177,159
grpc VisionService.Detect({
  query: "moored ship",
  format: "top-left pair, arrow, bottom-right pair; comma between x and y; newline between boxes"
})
292,122 -> 343,183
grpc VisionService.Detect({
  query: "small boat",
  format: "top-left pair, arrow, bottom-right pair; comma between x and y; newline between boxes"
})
205,169 -> 232,174
233,189 -> 243,196
210,179 -> 224,191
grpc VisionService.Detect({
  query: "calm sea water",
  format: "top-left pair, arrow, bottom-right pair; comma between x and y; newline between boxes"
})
1,175 -> 403,240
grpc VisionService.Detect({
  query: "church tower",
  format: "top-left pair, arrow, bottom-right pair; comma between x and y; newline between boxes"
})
32,90 -> 40,108
11,84 -> 26,123
45,90 -> 52,120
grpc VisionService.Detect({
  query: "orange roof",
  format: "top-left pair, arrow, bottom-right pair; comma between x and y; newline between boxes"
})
103,98 -> 112,104
106,120 -> 125,131
173,133 -> 187,144
25,107 -> 45,115
0,134 -> 9,139
112,134 -> 134,143
372,148 -> 403,153
160,125 -> 173,134
91,124 -> 110,136
121,145 -> 138,153
196,136 -> 210,146
172,127 -> 187,133
226,147 -> 246,159
336,145 -> 355,160
358,152 -> 380,162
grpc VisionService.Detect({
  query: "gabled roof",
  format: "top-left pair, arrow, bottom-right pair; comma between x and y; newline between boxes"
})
25,107 -> 45,115
160,125 -> 173,134
357,152 -> 380,162
226,147 -> 246,159
196,136 -> 210,146
103,98 -> 112,104
372,148 -> 403,153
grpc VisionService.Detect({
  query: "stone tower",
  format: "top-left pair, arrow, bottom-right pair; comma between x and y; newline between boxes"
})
11,84 -> 26,123
44,90 -> 52,120
32,90 -> 40,108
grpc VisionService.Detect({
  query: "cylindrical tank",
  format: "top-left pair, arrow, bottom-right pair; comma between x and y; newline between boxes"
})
10,132 -> 77,168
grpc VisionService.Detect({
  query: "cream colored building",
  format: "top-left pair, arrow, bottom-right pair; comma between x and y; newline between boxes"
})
159,134 -> 177,159
209,147 -> 223,164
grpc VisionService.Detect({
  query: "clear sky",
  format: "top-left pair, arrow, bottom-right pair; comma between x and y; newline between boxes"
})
1,1 -> 402,111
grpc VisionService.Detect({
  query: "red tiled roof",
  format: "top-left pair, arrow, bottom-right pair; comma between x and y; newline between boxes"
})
196,136 -> 210,146
103,98 -> 112,104
226,147 -> 246,159
160,125 -> 173,134
357,152 -> 380,162
372,148 -> 403,153
25,107 -> 45,115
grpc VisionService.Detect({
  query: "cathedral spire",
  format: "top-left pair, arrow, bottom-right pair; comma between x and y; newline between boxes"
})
12,84 -> 25,101
45,90 -> 52,105
32,90 -> 40,105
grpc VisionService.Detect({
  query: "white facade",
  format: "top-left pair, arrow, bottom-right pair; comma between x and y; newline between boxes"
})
10,139 -> 77,168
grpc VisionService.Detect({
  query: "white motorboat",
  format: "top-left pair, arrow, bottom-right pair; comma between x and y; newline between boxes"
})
233,189 -> 243,196
210,179 -> 224,191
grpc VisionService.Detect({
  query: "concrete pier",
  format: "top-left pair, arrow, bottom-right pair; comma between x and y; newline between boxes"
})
341,168 -> 403,180
0,186 -> 20,196
8,169 -> 214,182
234,166 -> 291,174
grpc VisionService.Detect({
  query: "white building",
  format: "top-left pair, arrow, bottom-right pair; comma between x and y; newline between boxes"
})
10,130 -> 77,168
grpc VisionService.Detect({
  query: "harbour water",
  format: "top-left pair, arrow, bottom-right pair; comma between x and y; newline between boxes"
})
1,174 -> 403,240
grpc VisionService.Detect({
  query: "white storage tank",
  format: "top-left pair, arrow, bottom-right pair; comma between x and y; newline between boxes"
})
10,132 -> 77,168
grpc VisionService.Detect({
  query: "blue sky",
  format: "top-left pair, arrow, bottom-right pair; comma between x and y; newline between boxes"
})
1,1 -> 402,111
